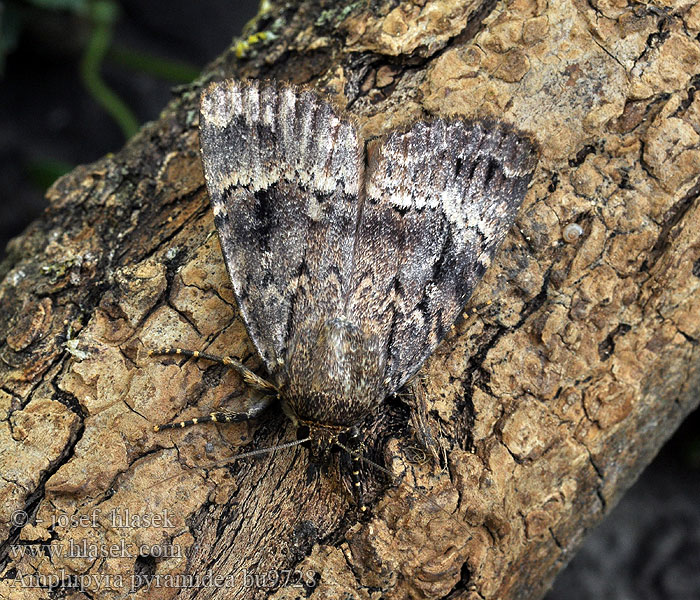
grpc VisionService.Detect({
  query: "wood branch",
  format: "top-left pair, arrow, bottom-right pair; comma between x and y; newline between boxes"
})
1,1 -> 699,599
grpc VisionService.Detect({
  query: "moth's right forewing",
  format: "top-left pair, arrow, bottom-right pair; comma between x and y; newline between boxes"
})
199,79 -> 364,378
347,119 -> 538,393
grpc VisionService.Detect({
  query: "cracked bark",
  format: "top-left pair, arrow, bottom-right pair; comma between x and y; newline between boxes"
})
1,1 -> 700,599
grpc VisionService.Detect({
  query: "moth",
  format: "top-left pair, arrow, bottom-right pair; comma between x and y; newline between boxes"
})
152,78 -> 537,508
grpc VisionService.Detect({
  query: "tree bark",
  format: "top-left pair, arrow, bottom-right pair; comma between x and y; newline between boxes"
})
1,1 -> 699,599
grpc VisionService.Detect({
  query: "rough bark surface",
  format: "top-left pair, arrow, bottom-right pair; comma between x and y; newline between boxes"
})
1,1 -> 699,599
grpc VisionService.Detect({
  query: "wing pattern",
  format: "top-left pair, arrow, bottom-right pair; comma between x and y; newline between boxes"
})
199,79 -> 362,381
199,79 -> 537,399
348,119 -> 537,392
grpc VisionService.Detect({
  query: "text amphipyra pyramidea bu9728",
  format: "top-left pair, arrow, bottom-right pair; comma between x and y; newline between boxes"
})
152,78 -> 538,510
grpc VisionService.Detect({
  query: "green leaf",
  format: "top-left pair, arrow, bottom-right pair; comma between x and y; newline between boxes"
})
26,158 -> 74,190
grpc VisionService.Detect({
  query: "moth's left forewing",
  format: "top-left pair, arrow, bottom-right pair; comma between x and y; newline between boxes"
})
199,79 -> 364,379
348,119 -> 537,393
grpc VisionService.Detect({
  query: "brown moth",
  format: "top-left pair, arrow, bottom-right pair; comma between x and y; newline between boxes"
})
152,78 -> 538,508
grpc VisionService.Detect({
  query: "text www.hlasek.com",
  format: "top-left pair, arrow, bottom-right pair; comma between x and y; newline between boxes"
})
9,538 -> 181,561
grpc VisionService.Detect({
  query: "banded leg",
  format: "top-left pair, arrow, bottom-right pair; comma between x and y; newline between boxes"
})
350,453 -> 367,512
153,394 -> 274,432
462,299 -> 493,321
344,427 -> 367,512
148,347 -> 276,393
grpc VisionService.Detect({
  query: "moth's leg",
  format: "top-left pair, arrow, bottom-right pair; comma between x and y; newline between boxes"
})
153,394 -> 274,432
345,427 -> 367,513
148,347 -> 276,393
350,454 -> 367,512
460,299 -> 494,323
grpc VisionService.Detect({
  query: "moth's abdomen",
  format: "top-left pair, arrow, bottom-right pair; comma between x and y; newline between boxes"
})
283,317 -> 386,427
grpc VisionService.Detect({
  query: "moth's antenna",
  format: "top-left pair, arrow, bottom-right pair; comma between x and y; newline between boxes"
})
149,437 -> 313,488
233,437 -> 311,460
335,441 -> 396,479
197,437 -> 313,468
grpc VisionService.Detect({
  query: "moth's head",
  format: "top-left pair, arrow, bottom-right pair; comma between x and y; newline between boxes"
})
296,423 -> 359,466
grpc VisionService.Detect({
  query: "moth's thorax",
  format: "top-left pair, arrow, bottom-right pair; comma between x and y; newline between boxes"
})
282,317 -> 386,427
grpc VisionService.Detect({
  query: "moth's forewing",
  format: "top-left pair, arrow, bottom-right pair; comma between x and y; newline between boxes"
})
350,119 -> 537,392
199,79 -> 362,382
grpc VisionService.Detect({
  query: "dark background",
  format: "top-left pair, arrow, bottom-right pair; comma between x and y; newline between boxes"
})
1,1 -> 698,598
